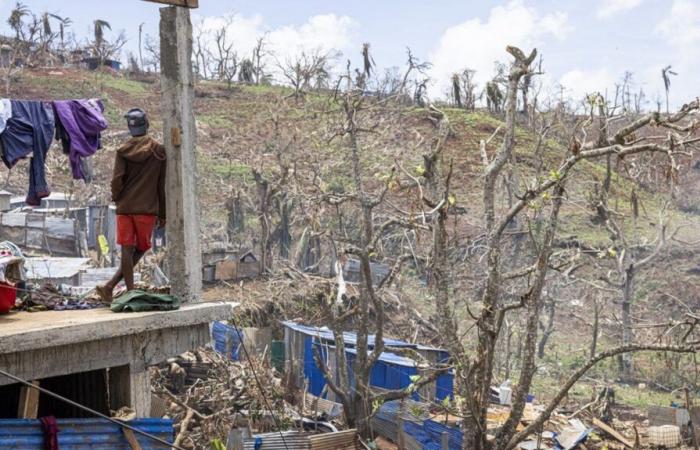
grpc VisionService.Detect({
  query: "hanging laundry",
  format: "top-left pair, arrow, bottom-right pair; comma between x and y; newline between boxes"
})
53,99 -> 108,181
0,99 -> 11,134
0,99 -> 11,163
0,100 -> 55,206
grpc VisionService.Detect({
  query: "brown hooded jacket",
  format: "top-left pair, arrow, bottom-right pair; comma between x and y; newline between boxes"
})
111,135 -> 166,218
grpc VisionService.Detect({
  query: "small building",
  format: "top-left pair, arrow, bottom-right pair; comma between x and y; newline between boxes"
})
0,191 -> 11,212
202,249 -> 260,282
0,212 -> 81,256
82,57 -> 121,71
24,257 -> 90,286
10,192 -> 72,210
342,258 -> 391,286
0,44 -> 11,68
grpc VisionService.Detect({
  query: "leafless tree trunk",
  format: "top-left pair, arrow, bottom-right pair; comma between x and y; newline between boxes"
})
537,293 -> 556,359
590,294 -> 602,358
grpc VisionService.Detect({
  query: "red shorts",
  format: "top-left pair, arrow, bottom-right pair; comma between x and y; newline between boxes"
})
117,215 -> 157,252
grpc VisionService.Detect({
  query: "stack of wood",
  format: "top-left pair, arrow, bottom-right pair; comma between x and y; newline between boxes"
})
150,347 -> 292,449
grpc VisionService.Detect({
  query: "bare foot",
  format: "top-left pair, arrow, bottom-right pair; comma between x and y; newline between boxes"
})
95,285 -> 113,304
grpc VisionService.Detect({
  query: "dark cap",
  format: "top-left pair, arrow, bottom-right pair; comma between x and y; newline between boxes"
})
124,108 -> 149,137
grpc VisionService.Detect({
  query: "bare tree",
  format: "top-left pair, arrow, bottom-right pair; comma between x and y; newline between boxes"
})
486,80 -> 503,114
252,35 -> 269,85
419,45 -> 700,450
310,74 -> 446,439
143,34 -> 160,73
192,22 -> 210,79
593,205 -> 670,380
460,68 -> 478,111
399,47 -> 431,103
212,20 -> 237,89
138,22 -> 145,71
277,50 -> 334,98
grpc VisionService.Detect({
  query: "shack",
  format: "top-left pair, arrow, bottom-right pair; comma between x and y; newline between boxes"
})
282,321 -> 452,402
0,212 -> 82,256
0,190 -> 10,212
202,249 -> 261,282
342,258 -> 390,286
24,257 -> 90,286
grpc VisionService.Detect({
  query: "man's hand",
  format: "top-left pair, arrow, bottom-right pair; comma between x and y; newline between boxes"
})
157,218 -> 166,229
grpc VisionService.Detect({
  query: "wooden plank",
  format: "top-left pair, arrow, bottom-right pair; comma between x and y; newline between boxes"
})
215,259 -> 238,281
122,428 -> 144,450
18,381 -> 40,418
143,0 -> 198,7
441,432 -> 449,450
591,417 -> 633,448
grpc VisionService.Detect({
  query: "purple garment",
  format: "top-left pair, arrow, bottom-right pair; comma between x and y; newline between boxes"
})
53,99 -> 108,180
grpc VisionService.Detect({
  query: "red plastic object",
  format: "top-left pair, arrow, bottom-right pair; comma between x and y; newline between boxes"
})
0,283 -> 16,314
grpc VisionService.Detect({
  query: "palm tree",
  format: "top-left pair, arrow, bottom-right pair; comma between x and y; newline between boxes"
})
452,73 -> 462,108
361,43 -> 374,79
41,12 -> 51,37
238,58 -> 255,84
7,2 -> 29,40
49,14 -> 71,50
94,19 -> 111,47
661,65 -> 677,115
93,19 -> 111,62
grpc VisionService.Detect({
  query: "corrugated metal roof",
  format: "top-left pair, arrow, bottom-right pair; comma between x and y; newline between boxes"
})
344,346 -> 417,368
0,418 -> 173,449
280,321 -> 445,352
24,257 -> 90,280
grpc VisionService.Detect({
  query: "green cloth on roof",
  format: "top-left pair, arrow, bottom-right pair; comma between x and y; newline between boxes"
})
110,289 -> 181,312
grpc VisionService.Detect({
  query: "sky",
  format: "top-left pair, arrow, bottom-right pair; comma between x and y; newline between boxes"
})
0,0 -> 699,108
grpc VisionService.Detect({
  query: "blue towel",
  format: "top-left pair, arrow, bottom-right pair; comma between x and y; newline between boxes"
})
0,100 -> 55,205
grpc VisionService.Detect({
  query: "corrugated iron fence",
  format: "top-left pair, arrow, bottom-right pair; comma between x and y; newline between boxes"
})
0,418 -> 173,449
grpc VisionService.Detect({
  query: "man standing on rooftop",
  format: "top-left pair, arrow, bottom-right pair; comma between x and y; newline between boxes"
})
97,108 -> 166,303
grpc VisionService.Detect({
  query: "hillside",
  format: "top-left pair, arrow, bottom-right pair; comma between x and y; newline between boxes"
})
5,68 -> 700,408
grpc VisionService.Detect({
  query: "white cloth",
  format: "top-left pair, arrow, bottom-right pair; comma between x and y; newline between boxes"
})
0,99 -> 11,134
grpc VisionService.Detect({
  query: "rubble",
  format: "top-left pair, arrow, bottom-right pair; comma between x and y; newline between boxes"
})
150,347 -> 295,449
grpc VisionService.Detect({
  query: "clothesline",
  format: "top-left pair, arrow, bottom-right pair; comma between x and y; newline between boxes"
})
0,97 -> 109,206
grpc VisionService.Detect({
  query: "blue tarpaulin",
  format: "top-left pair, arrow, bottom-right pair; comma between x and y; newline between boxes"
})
212,321 -> 243,360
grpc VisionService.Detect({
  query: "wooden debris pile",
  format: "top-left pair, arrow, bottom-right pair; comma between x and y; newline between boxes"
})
150,347 -> 293,450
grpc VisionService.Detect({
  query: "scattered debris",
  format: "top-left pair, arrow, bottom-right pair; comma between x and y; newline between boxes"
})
150,347 -> 293,450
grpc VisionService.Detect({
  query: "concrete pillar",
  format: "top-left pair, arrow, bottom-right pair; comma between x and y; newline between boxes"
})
109,365 -> 152,417
159,6 -> 202,303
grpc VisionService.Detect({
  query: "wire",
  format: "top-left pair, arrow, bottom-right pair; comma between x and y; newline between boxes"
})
228,314 -> 292,450
0,367 -> 185,450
